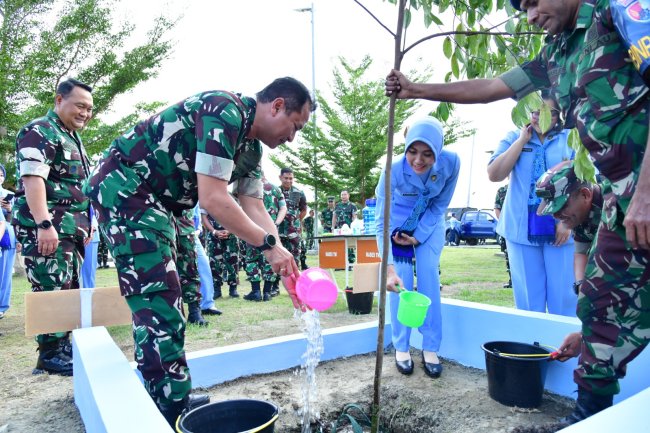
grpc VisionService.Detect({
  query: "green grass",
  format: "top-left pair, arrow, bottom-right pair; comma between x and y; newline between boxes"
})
2,245 -> 513,357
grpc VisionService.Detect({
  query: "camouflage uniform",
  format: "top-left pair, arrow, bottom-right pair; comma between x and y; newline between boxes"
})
83,91 -> 264,408
303,215 -> 314,250
97,230 -> 109,268
173,209 -> 201,305
205,215 -> 240,290
501,0 -> 650,397
320,207 -> 334,233
244,181 -> 285,284
278,185 -> 306,265
493,185 -> 511,288
334,201 -> 358,263
14,109 -> 91,345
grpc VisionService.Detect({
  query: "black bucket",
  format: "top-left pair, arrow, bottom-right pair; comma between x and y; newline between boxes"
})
345,289 -> 374,315
482,341 -> 551,408
177,399 -> 279,433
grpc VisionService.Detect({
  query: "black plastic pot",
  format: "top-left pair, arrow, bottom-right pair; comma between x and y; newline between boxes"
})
344,289 -> 374,315
482,341 -> 551,408
177,399 -> 279,433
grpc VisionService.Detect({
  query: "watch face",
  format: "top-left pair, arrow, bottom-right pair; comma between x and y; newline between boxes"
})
38,220 -> 52,229
266,234 -> 276,247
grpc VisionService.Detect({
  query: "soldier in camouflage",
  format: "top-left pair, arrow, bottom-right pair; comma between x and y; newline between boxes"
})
493,184 -> 512,288
243,175 -> 286,301
333,190 -> 358,264
320,196 -> 335,233
14,78 -> 93,376
201,212 -> 240,298
386,0 -> 649,424
277,167 -> 307,272
83,77 -> 313,426
303,208 -> 315,250
173,209 -> 209,327
97,230 -> 109,268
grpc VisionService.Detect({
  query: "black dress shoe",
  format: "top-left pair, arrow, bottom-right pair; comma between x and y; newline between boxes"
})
201,307 -> 222,316
395,356 -> 414,375
187,393 -> 211,410
422,354 -> 443,378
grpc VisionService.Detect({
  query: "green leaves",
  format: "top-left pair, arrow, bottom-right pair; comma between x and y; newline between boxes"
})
568,129 -> 597,182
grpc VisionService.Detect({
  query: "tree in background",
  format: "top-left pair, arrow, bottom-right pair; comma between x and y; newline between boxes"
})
269,55 -> 474,206
0,0 -> 175,186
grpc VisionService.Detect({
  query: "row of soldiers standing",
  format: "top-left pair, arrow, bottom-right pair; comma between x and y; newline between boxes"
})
197,168 -> 309,302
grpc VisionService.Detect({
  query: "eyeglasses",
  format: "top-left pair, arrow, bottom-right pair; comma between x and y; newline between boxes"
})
531,109 -> 560,118
535,188 -> 553,199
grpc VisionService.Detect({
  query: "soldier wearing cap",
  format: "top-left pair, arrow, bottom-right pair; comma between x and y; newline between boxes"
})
320,196 -> 335,233
385,0 -> 650,424
536,161 -> 603,295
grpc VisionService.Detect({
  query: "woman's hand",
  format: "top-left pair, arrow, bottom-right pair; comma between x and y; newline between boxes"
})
518,124 -> 533,144
554,222 -> 571,246
386,265 -> 404,293
391,232 -> 419,246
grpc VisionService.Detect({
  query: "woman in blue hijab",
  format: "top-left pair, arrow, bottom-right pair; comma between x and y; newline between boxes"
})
375,117 -> 460,378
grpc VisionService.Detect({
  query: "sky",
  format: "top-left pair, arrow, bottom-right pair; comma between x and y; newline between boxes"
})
104,0 -> 515,210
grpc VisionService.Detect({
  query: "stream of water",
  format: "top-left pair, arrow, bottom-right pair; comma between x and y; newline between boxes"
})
296,309 -> 324,433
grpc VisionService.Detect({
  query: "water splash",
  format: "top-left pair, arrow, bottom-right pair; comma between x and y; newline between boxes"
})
296,308 -> 324,433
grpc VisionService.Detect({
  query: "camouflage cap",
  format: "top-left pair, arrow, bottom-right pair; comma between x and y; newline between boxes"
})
510,0 -> 522,11
535,160 -> 581,215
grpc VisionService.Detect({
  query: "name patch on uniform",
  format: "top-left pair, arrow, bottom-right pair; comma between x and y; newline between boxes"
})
522,147 -> 534,152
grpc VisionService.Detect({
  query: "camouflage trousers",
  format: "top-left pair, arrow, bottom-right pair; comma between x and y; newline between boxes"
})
97,231 -> 109,266
16,226 -> 85,344
175,232 -> 201,305
576,191 -> 650,396
90,195 -> 191,407
280,232 -> 301,265
244,244 -> 278,283
300,239 -> 307,265
205,234 -> 239,287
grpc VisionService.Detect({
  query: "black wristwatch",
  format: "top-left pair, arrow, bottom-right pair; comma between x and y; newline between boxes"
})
573,280 -> 583,295
259,233 -> 277,251
37,220 -> 53,230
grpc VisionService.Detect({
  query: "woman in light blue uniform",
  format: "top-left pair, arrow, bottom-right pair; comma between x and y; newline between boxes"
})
0,164 -> 17,319
81,207 -> 100,288
488,93 -> 575,316
376,117 -> 460,378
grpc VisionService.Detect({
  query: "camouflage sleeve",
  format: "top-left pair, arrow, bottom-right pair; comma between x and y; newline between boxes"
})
273,186 -> 286,208
499,53 -> 551,101
194,96 -> 244,181
299,191 -> 307,212
574,240 -> 591,255
16,126 -> 56,179
233,177 -> 263,199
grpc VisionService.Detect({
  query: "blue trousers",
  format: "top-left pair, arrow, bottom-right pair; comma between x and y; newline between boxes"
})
389,232 -> 444,353
0,246 -> 15,313
196,237 -> 215,310
82,241 -> 99,288
506,240 -> 576,316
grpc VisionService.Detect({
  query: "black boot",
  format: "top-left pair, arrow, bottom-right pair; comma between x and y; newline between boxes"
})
229,284 -> 239,298
262,280 -> 274,302
34,341 -> 73,376
243,281 -> 262,301
59,334 -> 73,359
270,280 -> 280,297
158,393 -> 211,428
300,260 -> 308,271
213,285 -> 223,300
159,397 -> 188,429
187,301 -> 209,327
560,388 -> 613,425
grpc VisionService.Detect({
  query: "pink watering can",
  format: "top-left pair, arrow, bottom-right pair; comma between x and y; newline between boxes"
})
283,268 -> 338,312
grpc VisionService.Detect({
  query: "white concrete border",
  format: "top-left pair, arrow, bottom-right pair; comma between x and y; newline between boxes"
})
73,299 -> 650,432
